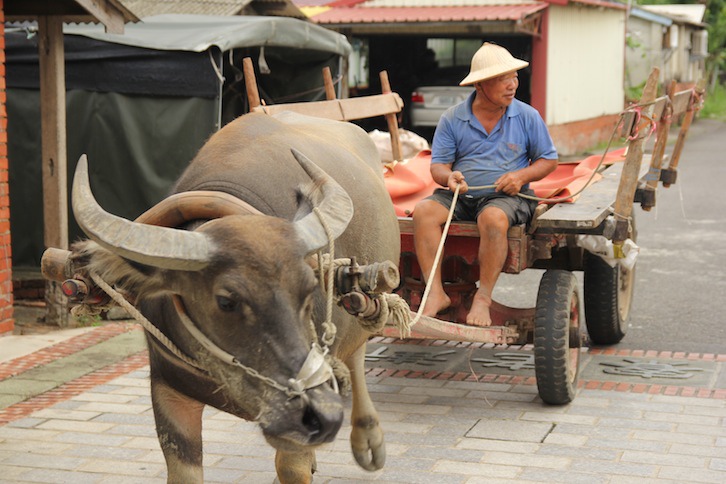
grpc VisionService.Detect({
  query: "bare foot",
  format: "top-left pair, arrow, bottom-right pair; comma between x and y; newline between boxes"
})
420,288 -> 451,318
466,291 -> 492,326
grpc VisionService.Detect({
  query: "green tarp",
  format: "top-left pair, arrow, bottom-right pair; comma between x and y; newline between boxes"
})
6,15 -> 351,267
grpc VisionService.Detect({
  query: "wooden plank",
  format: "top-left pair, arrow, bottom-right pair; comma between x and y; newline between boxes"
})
381,312 -> 520,344
38,15 -> 70,327
39,16 -> 68,251
671,89 -> 693,117
536,155 -> 652,230
398,217 -> 524,238
251,92 -> 403,121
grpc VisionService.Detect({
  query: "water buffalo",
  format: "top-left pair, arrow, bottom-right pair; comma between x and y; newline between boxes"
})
67,111 -> 401,482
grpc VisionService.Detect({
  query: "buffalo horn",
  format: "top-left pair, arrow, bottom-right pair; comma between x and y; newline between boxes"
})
72,155 -> 214,271
290,149 -> 354,254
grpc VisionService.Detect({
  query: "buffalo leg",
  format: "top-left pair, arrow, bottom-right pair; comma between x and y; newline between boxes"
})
274,449 -> 316,484
347,344 -> 386,471
150,380 -> 205,483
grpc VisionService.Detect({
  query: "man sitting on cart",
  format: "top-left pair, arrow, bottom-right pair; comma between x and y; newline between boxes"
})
413,43 -> 559,326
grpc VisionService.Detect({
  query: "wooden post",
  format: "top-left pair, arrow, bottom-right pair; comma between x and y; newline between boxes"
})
379,71 -> 403,163
641,80 -> 676,211
38,16 -> 69,327
243,57 -> 261,110
612,68 -> 659,243
322,67 -> 336,100
663,79 -> 705,187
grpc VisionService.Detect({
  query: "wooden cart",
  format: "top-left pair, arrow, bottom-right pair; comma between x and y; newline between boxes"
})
387,69 -> 704,404
243,63 -> 704,404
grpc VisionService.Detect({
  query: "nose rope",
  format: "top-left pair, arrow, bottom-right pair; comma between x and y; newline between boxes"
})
87,270 -> 332,399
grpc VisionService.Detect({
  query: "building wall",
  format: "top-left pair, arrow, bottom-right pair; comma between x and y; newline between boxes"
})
0,0 -> 14,335
626,16 -> 667,92
546,5 -> 625,127
665,24 -> 706,85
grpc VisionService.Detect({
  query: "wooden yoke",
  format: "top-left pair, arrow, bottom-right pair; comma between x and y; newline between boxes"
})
241,57 -> 404,163
612,68 -> 659,243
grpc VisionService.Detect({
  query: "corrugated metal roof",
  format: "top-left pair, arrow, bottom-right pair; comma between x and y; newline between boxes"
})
642,4 -> 706,25
361,0 -> 537,6
309,4 -> 546,23
122,0 -> 305,19
569,0 -> 625,11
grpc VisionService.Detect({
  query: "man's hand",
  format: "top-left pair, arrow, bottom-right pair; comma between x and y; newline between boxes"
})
495,171 -> 526,195
447,171 -> 468,193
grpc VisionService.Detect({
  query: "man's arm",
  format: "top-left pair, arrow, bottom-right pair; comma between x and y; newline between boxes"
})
495,157 -> 558,196
431,163 -> 470,193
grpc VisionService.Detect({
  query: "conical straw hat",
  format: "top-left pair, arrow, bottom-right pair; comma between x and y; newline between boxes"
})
459,43 -> 529,86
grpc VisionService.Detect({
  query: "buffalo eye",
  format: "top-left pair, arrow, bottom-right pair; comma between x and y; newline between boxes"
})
216,294 -> 238,312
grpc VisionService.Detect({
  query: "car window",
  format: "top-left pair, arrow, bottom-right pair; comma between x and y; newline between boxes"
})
418,66 -> 470,87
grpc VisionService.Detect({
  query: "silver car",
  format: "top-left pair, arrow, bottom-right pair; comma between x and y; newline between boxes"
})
410,66 -> 473,130
410,86 -> 474,128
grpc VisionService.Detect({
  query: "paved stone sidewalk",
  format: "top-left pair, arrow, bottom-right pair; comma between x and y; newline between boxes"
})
0,323 -> 724,483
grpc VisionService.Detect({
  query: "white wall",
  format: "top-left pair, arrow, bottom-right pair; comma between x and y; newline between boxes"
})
546,5 -> 626,125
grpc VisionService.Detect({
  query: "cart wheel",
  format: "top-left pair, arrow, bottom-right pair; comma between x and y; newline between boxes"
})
534,270 -> 581,405
583,220 -> 637,345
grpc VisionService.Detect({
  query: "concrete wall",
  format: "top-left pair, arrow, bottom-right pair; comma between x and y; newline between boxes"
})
626,16 -> 666,91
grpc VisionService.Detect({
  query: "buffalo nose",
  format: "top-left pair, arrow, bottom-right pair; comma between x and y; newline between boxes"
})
302,390 -> 343,444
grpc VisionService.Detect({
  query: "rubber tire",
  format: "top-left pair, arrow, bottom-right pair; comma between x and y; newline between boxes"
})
583,214 -> 638,346
534,270 -> 581,405
583,251 -> 635,345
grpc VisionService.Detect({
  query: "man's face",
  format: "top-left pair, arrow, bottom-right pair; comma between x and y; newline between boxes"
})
477,72 -> 519,107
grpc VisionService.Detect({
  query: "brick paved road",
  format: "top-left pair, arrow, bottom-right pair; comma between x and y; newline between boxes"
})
0,324 -> 724,483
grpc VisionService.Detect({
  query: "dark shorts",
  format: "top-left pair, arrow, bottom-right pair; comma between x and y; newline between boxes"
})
426,188 -> 538,226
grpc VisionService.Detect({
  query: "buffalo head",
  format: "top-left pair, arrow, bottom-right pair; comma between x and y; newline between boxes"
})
70,149 -> 354,450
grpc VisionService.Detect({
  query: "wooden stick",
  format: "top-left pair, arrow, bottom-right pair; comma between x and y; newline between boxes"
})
664,79 -> 705,187
379,71 -> 403,163
612,68 -> 659,243
322,66 -> 336,100
641,80 -> 676,210
243,57 -> 261,110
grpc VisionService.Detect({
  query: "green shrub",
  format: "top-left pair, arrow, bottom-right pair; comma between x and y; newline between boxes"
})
701,83 -> 726,120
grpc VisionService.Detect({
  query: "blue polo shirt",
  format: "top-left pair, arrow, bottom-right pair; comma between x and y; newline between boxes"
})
431,92 -> 558,196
